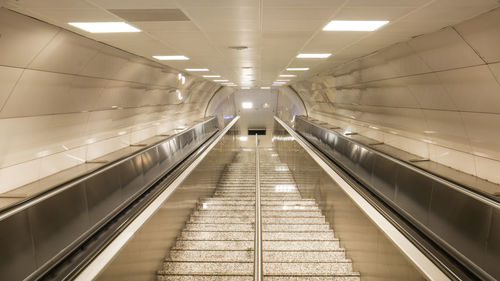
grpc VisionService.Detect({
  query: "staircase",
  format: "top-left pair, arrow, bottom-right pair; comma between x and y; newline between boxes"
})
157,147 -> 360,281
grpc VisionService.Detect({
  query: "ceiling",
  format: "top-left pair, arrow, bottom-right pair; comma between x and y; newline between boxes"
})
4,0 -> 499,88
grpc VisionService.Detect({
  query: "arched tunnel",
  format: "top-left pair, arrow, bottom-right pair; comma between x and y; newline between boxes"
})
0,1 -> 499,280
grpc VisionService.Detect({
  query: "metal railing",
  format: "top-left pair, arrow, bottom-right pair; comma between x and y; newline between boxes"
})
254,134 -> 263,281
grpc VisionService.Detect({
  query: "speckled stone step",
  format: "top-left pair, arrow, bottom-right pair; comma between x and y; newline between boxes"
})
200,197 -> 255,202
263,231 -> 335,240
263,240 -> 340,251
158,275 -> 253,281
263,250 -> 346,262
192,210 -> 254,217
263,275 -> 360,281
173,240 -> 253,251
214,192 -> 255,196
197,204 -> 254,210
262,205 -> 318,211
261,200 -> 316,205
262,210 -> 323,217
180,231 -> 253,240
263,261 -> 354,275
263,224 -> 330,231
262,217 -> 325,224
160,261 -> 253,275
168,250 -> 253,262
189,216 -> 254,223
185,223 -> 253,231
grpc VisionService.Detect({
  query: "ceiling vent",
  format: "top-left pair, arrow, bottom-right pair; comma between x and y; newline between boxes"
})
229,46 -> 249,51
109,9 -> 190,22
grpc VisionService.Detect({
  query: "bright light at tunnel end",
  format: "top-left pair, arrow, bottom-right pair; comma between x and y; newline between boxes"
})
242,102 -> 253,109
323,20 -> 389,31
239,136 -> 248,141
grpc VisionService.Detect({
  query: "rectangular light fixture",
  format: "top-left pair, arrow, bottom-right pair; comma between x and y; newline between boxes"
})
185,68 -> 209,71
203,75 -> 221,78
213,79 -> 228,82
242,102 -> 253,109
277,79 -> 290,82
279,74 -> 296,77
323,20 -> 389,31
286,68 -> 309,71
153,55 -> 189,60
239,136 -> 248,141
261,87 -> 271,90
297,53 -> 331,59
68,22 -> 140,33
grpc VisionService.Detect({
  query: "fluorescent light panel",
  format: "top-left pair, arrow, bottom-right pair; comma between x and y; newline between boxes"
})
153,55 -> 189,60
297,53 -> 331,59
323,20 -> 389,31
279,74 -> 296,77
277,79 -> 290,82
185,68 -> 209,71
286,68 -> 309,71
203,75 -> 221,78
214,79 -> 229,82
68,22 -> 140,33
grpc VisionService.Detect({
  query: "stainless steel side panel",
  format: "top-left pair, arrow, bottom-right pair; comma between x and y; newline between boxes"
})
294,116 -> 500,280
0,117 -> 221,281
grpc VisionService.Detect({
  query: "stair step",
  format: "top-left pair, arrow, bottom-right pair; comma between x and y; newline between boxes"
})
263,240 -> 340,250
193,210 -> 253,217
262,205 -> 318,211
263,224 -> 330,231
263,275 -> 360,281
189,216 -> 254,223
262,211 -> 322,217
185,223 -> 253,231
180,231 -> 253,240
263,231 -> 335,240
262,217 -> 325,224
160,261 -> 253,275
198,205 -> 254,210
174,240 -> 253,251
263,250 -> 346,262
263,261 -> 354,275
261,200 -> 316,205
158,275 -> 253,281
168,250 -> 253,262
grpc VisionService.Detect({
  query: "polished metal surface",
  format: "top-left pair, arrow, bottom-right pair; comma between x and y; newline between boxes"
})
293,116 -> 500,280
0,117 -> 221,281
254,135 -> 262,281
273,119 -> 428,281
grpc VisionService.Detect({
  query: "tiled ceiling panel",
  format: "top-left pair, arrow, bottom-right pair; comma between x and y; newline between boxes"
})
108,9 -> 190,22
4,0 -> 499,87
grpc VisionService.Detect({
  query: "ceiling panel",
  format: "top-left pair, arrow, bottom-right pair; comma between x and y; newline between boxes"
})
4,0 -> 499,88
89,0 -> 178,9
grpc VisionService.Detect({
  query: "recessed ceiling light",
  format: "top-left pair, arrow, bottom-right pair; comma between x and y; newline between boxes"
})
153,55 -> 189,60
185,68 -> 209,71
68,22 -> 140,33
261,87 -> 271,90
323,20 -> 389,31
286,68 -> 309,71
214,79 -> 229,82
297,53 -> 331,59
242,102 -> 253,109
279,74 -> 296,77
203,75 -> 221,78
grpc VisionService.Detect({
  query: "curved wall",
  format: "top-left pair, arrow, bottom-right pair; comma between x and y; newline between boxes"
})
291,7 -> 500,184
0,8 -> 231,192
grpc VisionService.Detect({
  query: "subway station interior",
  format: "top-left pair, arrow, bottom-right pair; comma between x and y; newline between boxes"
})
0,0 -> 500,280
